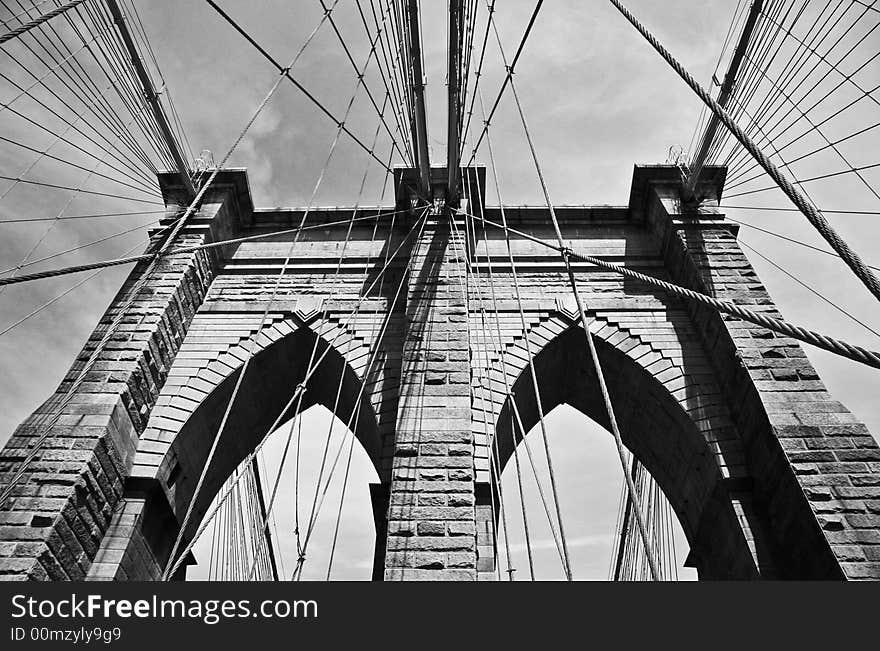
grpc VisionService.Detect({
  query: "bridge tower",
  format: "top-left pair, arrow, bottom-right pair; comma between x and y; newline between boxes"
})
1,163 -> 879,581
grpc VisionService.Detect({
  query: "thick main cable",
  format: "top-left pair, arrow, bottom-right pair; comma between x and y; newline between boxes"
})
0,0 -> 87,45
607,0 -> 880,302
466,211 -> 880,370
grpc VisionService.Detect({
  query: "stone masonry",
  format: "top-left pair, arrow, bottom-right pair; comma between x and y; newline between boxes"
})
0,164 -> 878,581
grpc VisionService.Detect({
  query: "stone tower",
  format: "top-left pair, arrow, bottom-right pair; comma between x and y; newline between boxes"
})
1,164 -> 879,581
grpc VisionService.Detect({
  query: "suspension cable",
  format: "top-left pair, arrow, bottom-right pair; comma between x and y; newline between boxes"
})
0,0 -> 339,510
204,0 -> 395,174
463,211 -> 880,370
607,0 -> 880,303
738,238 -> 880,339
0,0 -> 87,45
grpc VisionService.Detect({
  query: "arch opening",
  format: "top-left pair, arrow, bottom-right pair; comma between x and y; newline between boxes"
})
490,322 -> 760,579
145,324 -> 384,577
495,404 -> 695,580
187,404 -> 380,581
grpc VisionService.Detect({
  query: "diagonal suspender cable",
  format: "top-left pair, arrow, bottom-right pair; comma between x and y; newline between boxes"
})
728,42 -> 880,199
738,238 -> 880,340
484,14 -> 603,581
204,0 -> 394,175
0,228 -> 169,338
0,209 -> 167,224
0,217 -> 162,275
0,80 -> 158,192
722,205 -> 880,215
318,0 -> 411,165
726,119 -> 880,190
722,3 -> 879,178
0,146 -> 118,297
1,45 -> 161,187
607,0 -> 880,304
0,135 -> 160,198
0,175 -> 159,203
726,162 -> 880,199
463,0 -> 545,166
726,215 -> 880,273
0,30 -> 103,113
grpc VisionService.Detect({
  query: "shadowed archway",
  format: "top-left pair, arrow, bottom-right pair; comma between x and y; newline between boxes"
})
491,323 -> 765,579
156,325 -> 382,548
92,323 -> 385,580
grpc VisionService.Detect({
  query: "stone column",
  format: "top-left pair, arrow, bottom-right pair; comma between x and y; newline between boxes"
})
642,165 -> 880,579
0,172 -> 250,581
382,206 -> 477,580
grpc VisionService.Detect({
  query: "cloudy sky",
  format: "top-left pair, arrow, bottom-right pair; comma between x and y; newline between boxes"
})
0,0 -> 878,580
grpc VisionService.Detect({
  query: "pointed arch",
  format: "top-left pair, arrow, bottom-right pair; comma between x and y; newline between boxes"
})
486,314 -> 769,579
130,316 -> 383,550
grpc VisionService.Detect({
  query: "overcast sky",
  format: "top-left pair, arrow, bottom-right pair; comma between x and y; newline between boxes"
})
0,0 -> 878,580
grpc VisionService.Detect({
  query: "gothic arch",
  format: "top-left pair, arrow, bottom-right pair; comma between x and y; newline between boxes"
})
153,326 -> 381,544
487,315 -> 767,579
86,316 -> 384,580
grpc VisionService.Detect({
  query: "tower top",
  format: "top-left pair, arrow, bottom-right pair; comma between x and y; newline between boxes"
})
393,166 -> 486,214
